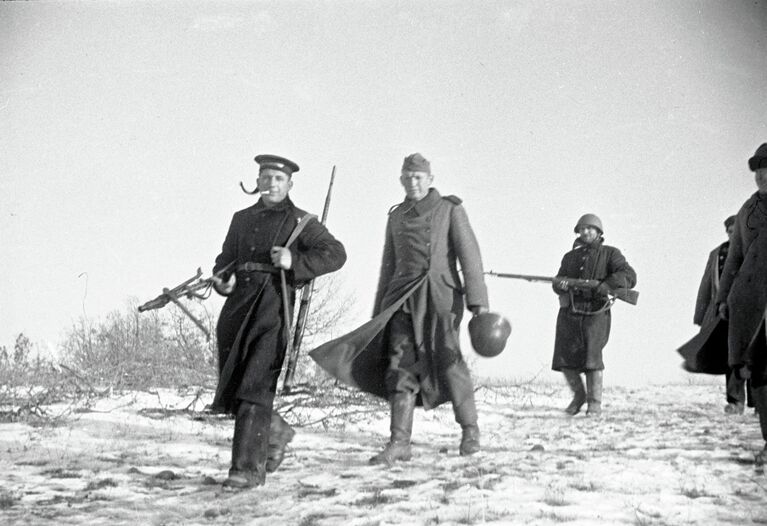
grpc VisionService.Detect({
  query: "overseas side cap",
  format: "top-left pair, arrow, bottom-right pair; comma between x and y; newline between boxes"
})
402,153 -> 431,173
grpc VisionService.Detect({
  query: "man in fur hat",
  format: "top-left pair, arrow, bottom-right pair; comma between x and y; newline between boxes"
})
717,143 -> 767,465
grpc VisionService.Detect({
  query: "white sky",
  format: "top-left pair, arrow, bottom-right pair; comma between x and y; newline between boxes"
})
2,1 -> 766,386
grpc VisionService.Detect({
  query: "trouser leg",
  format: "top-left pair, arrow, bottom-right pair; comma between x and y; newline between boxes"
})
725,369 -> 746,413
752,385 -> 767,465
585,370 -> 603,416
371,311 -> 418,465
446,362 -> 480,456
562,368 -> 586,415
224,400 -> 271,489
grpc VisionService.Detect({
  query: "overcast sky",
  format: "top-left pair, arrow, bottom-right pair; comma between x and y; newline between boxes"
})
2,1 -> 766,386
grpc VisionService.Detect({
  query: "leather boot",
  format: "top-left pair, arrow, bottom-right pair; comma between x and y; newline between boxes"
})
266,412 -> 296,473
754,385 -> 767,442
453,394 -> 480,456
370,392 -> 415,465
562,369 -> 586,415
223,401 -> 270,490
586,370 -> 603,417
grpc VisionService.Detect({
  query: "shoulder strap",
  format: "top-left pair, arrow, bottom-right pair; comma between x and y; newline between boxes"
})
443,195 -> 462,205
285,214 -> 318,248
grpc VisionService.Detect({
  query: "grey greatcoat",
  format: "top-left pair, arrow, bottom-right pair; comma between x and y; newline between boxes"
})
211,197 -> 346,413
716,192 -> 767,386
551,238 -> 636,372
310,188 -> 488,409
677,242 -> 731,375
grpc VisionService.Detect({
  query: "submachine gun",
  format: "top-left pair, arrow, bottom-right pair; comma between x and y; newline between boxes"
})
485,271 -> 639,306
138,262 -> 234,339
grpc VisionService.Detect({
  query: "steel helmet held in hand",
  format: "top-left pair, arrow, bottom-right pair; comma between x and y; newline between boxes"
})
468,312 -> 512,357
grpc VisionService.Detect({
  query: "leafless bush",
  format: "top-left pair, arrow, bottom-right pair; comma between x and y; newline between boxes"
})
60,298 -> 217,392
280,275 -> 356,387
0,333 -> 93,424
2,276 -> 355,424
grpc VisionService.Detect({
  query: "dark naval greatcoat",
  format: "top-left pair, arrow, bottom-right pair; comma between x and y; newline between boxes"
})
551,238 -> 636,372
310,188 -> 488,409
716,192 -> 767,386
211,197 -> 346,413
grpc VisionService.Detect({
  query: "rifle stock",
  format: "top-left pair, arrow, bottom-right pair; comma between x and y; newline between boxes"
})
485,271 -> 639,306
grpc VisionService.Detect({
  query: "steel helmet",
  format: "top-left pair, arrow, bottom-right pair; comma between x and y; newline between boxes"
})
468,312 -> 511,357
573,213 -> 603,235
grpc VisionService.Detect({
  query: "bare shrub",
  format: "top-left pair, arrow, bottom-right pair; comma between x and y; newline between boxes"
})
60,298 -> 217,391
280,275 -> 356,389
0,333 -> 86,424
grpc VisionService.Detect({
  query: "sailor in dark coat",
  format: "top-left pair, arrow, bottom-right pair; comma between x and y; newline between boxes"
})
694,215 -> 751,413
311,153 -> 489,464
210,154 -> 346,489
552,214 -> 636,417
716,143 -> 767,464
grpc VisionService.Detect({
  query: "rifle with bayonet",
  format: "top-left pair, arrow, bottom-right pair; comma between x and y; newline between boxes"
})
485,271 -> 639,306
281,165 -> 336,395
138,261 -> 235,339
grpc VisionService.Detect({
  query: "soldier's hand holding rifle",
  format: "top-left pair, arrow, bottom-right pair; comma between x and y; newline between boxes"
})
270,247 -> 292,269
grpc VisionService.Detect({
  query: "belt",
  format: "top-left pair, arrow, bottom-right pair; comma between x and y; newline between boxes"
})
237,262 -> 279,274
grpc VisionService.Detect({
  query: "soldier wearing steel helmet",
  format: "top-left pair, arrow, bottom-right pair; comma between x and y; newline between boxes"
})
552,214 -> 636,417
209,154 -> 347,489
311,152 -> 489,463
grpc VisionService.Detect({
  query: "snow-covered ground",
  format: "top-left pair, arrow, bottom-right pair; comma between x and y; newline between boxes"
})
1,381 -> 765,525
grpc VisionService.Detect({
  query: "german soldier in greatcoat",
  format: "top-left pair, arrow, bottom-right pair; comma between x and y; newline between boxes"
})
694,215 -> 752,414
716,143 -> 767,464
210,154 -> 346,489
310,153 -> 489,463
552,214 -> 636,417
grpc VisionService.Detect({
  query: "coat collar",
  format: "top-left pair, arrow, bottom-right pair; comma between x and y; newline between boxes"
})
573,237 -> 604,250
250,195 -> 295,215
402,187 -> 441,215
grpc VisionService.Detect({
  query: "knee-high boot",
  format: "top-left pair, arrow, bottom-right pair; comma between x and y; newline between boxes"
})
223,401 -> 271,489
586,370 -> 603,417
453,392 -> 480,456
562,369 -> 586,415
369,392 -> 415,465
753,385 -> 767,465
266,411 -> 296,473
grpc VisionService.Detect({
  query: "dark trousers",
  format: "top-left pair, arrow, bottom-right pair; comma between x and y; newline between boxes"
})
726,369 -> 753,406
384,309 -> 477,426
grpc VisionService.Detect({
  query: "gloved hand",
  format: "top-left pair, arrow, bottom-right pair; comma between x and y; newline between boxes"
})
553,277 -> 570,292
717,302 -> 729,321
595,282 -> 611,297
